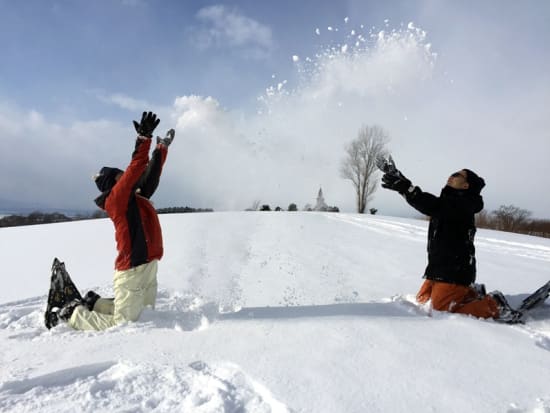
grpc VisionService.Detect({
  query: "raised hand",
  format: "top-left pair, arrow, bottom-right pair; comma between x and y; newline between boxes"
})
376,154 -> 397,175
377,155 -> 414,194
156,129 -> 175,147
133,111 -> 160,138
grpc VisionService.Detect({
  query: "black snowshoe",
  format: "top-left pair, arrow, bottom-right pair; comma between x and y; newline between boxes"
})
44,258 -> 83,329
490,281 -> 550,325
490,291 -> 523,324
517,281 -> 550,313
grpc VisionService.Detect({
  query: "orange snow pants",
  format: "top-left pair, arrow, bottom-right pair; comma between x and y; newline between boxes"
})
416,280 -> 499,319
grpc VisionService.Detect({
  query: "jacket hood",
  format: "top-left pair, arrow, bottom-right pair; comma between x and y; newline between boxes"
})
441,186 -> 484,214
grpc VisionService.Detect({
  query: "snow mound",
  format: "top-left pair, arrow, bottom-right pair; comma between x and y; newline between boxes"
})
0,360 -> 290,413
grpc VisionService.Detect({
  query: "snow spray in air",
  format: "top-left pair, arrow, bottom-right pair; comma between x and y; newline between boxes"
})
169,19 -> 438,213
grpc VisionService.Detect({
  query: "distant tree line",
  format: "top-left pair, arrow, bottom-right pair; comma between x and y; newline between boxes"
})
0,206 -> 213,228
247,203 -> 339,212
476,204 -> 550,239
0,211 -> 86,228
156,206 -> 213,214
302,205 -> 340,212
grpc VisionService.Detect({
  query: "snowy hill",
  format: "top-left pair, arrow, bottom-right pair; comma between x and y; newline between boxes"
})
0,212 -> 549,412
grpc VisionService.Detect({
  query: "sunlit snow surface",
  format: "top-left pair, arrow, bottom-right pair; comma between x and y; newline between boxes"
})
1,212 -> 549,412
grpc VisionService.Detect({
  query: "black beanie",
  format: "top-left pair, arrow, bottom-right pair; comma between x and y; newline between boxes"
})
463,169 -> 485,195
94,167 -> 123,192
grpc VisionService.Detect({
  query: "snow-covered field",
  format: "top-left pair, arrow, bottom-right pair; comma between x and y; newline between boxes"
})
0,212 -> 549,412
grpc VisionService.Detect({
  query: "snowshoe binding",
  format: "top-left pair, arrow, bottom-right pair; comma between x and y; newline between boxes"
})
490,291 -> 523,324
471,283 -> 487,298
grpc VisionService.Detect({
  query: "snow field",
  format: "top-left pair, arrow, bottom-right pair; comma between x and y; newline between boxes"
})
1,212 -> 549,412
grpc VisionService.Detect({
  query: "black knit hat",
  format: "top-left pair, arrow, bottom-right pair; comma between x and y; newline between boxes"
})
94,167 -> 123,192
463,169 -> 485,195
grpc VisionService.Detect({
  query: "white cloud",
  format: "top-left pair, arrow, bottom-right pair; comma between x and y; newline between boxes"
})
173,95 -> 226,131
0,102 -> 129,210
192,5 -> 273,58
95,92 -> 152,112
163,22 -> 550,217
3,19 -> 549,218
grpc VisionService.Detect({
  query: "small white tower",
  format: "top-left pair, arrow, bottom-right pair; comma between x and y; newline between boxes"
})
314,187 -> 328,211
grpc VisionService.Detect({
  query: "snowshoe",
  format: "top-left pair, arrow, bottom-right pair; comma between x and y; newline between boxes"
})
44,258 -> 83,329
489,291 -> 523,324
58,299 -> 82,320
471,283 -> 486,298
517,281 -> 550,313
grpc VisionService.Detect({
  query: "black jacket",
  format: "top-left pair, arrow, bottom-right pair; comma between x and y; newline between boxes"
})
405,186 -> 484,286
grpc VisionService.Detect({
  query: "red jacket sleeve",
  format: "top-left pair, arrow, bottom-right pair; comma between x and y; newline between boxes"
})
106,138 -> 151,215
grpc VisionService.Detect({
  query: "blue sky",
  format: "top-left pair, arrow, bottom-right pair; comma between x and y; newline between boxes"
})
1,0 -> 549,217
2,0 -> 350,119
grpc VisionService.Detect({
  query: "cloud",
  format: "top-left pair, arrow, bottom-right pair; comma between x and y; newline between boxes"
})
95,92 -> 153,112
162,21 -> 550,217
192,5 -> 273,58
173,95 -> 228,132
0,102 -> 129,211
162,26 -> 438,212
2,18 -> 549,218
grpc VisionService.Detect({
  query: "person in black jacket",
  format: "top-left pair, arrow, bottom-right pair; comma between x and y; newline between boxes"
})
378,156 -> 519,322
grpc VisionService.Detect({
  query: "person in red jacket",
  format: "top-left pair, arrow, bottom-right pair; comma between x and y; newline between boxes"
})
65,112 -> 174,330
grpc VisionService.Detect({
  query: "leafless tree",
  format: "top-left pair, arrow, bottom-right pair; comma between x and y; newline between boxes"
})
475,205 -> 549,238
475,209 -> 492,228
340,125 -> 389,213
492,205 -> 532,232
245,200 -> 261,211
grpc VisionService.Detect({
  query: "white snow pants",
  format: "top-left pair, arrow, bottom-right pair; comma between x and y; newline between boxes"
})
68,260 -> 158,331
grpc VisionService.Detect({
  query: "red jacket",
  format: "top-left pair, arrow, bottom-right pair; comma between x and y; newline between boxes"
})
104,138 -> 167,271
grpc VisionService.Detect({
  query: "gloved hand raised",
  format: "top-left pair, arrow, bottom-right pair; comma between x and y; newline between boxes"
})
133,111 -> 160,138
382,173 -> 413,194
156,129 -> 175,147
376,155 -> 414,195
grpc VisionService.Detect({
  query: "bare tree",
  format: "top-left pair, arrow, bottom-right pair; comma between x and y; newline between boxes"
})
475,209 -> 492,228
492,205 -> 532,232
340,125 -> 389,213
245,200 -> 261,211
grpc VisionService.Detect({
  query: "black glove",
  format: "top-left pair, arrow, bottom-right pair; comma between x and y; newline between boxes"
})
377,155 -> 414,194
376,154 -> 398,175
382,173 -> 413,194
156,128 -> 175,147
133,111 -> 160,138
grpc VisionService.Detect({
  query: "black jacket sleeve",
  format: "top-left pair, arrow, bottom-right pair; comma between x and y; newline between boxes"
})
405,187 -> 479,220
404,187 -> 440,217
134,145 -> 168,199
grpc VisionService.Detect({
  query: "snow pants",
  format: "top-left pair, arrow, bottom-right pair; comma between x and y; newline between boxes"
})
68,260 -> 158,331
416,279 -> 499,319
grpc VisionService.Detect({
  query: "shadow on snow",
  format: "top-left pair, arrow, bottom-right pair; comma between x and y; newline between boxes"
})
218,300 -> 427,321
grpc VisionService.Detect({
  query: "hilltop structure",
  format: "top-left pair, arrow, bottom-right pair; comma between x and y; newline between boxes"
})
314,188 -> 328,211
304,187 -> 339,212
